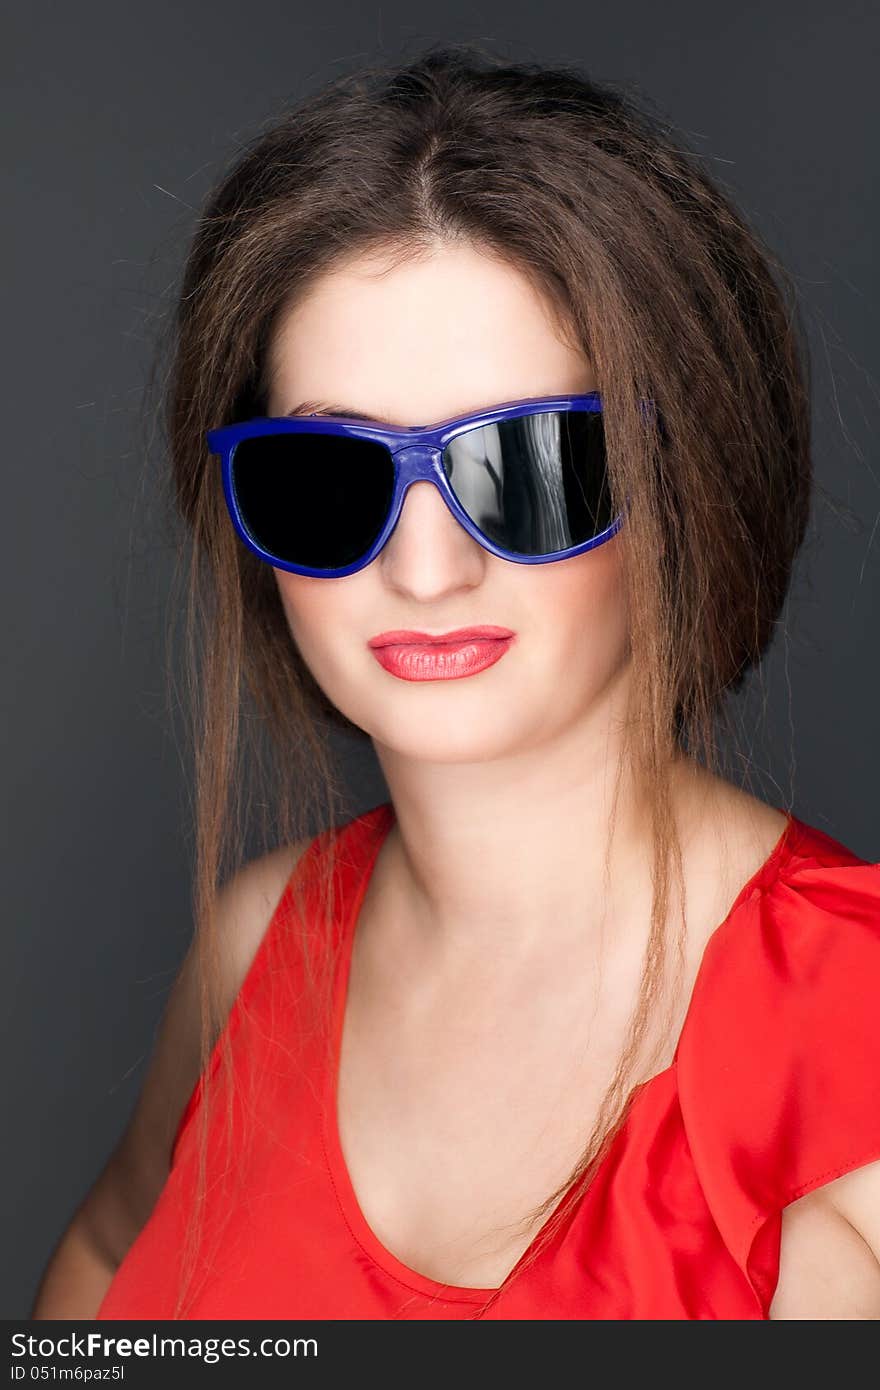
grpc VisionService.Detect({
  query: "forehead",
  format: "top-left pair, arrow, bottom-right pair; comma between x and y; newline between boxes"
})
265,242 -> 592,426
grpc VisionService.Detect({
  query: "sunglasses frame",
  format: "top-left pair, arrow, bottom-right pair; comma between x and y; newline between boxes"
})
206,392 -> 631,578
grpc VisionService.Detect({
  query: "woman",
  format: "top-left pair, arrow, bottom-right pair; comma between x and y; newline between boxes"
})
33,44 -> 880,1320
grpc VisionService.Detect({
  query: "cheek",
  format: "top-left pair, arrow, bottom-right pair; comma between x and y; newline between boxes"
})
275,570 -> 343,637
274,571 -> 316,637
273,570 -> 370,684
533,541 -> 631,673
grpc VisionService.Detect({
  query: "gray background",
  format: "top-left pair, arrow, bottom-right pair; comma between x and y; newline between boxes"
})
5,1 -> 878,1318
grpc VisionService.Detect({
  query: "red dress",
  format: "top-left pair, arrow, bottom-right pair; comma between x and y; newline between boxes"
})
96,802 -> 880,1320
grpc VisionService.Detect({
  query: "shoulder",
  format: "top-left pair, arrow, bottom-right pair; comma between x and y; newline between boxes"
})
675,815 -> 880,1305
214,803 -> 394,1003
215,837 -> 316,1013
689,814 -> 880,1019
759,816 -> 878,967
98,834 -> 317,1221
679,812 -> 880,1117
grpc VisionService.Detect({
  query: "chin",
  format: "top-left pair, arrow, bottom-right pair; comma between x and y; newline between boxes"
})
365,707 -> 529,765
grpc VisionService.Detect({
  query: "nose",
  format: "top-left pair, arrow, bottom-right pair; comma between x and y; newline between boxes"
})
379,469 -> 485,598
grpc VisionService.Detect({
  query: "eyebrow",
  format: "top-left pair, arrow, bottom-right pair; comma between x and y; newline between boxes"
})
282,400 -> 400,426
280,395 -> 565,427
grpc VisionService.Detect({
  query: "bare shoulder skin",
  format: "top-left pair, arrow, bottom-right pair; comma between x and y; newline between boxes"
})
29,837 -> 311,1318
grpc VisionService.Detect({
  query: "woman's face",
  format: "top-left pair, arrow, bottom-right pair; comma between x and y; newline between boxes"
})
265,241 -> 631,764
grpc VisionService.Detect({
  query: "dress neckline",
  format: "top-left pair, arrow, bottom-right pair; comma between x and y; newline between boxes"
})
320,801 -> 801,1304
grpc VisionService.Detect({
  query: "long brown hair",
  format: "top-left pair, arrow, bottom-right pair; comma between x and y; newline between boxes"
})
152,41 -> 811,1317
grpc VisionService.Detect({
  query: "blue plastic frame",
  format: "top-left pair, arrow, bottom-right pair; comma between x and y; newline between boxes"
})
206,392 -> 632,578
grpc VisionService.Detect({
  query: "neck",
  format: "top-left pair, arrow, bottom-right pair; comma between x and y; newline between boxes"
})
371,698 -> 704,964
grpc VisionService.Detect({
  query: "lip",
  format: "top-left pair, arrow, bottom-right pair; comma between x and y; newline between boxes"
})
367,625 -> 515,648
367,626 -> 516,683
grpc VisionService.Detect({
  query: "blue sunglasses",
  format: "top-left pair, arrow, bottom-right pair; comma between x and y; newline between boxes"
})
206,392 -> 634,578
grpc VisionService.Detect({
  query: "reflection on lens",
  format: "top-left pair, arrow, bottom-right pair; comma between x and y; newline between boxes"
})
231,433 -> 394,569
441,410 -> 614,556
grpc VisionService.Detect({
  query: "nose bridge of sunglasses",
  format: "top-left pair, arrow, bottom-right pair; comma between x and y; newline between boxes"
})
387,444 -> 464,532
391,443 -> 446,482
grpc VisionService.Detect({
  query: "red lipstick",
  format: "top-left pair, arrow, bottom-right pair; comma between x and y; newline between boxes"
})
367,625 -> 516,682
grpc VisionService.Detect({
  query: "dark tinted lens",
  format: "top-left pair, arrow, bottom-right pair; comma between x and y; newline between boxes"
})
230,432 -> 394,570
441,410 -> 614,556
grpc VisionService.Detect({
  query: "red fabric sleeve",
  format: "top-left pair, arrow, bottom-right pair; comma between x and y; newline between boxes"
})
677,835 -> 880,1311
